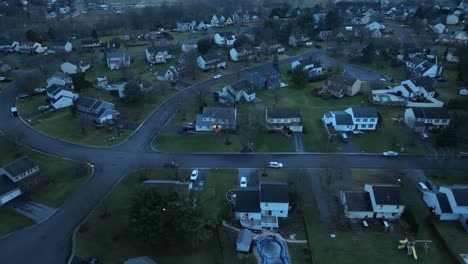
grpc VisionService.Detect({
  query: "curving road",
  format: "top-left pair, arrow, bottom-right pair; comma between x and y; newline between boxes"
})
0,51 -> 466,264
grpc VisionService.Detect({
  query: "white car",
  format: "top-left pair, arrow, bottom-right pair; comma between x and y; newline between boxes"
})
268,162 -> 283,168
383,151 -> 399,157
34,88 -> 46,93
240,176 -> 247,188
190,169 -> 199,181
213,74 -> 221,79
38,105 -> 49,111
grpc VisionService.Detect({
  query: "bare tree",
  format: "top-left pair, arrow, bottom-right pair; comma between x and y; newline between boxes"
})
184,49 -> 199,80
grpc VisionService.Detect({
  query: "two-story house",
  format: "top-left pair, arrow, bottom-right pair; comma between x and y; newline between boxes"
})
217,80 -> 256,104
265,108 -> 303,132
229,45 -> 256,62
446,49 -> 459,63
75,97 -> 119,125
60,60 -> 91,75
291,58 -> 323,76
198,22 -> 207,31
321,74 -> 362,98
432,23 -> 446,34
211,15 -> 220,27
404,107 -> 450,132
155,64 -> 184,82
47,72 -> 74,89
422,185 -> 468,231
197,52 -> 226,71
288,34 -> 313,48
391,76 -> 435,99
351,15 -> 370,25
214,32 -> 236,46
340,184 -> 405,220
17,42 -> 45,54
0,157 -> 39,206
195,107 -> 237,131
248,64 -> 282,89
80,39 -> 107,52
48,41 -> 73,53
402,57 -> 443,78
106,52 -> 130,70
181,39 -> 198,53
233,182 -> 289,230
259,41 -> 285,55
0,41 -> 19,53
323,107 -> 378,132
46,84 -> 79,109
145,47 -> 172,64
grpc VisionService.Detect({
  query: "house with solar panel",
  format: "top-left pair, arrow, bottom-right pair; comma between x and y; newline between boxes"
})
75,97 -> 119,125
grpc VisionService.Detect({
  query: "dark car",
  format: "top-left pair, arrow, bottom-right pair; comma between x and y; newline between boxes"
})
437,77 -> 446,82
315,44 -> 322,49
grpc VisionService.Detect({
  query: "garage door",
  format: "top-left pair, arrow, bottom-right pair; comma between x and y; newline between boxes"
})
0,189 -> 22,205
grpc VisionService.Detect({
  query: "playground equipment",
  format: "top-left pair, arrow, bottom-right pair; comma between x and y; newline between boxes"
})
397,235 -> 433,260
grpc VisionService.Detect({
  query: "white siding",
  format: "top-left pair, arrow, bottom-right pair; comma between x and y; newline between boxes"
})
0,188 -> 22,205
235,212 -> 262,220
260,202 -> 289,217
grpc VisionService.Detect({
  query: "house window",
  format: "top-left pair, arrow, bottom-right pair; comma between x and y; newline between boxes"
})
370,118 -> 375,122
392,213 -> 397,216
434,119 -> 440,123
396,205 -> 400,209
265,203 -> 268,207
356,118 -> 361,122
280,210 -> 283,213
363,118 -> 368,122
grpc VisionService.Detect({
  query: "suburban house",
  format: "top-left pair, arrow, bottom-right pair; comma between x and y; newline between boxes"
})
291,58 -> 323,75
46,72 -> 73,89
446,14 -> 459,24
437,31 -> 468,44
446,49 -> 459,63
123,30 -> 156,41
176,21 -> 196,32
404,107 -> 450,132
402,56 -> 443,78
233,182 -> 289,230
259,41 -> 285,55
214,32 -> 236,46
321,74 -> 362,98
48,41 -> 73,53
197,52 -> 226,71
0,157 -> 39,206
229,45 -> 256,62
422,185 -> 468,230
391,76 -> 435,99
106,52 -> 130,70
80,39 -> 107,52
265,108 -> 303,132
181,39 -> 198,53
211,15 -> 220,26
155,64 -> 184,82
317,30 -> 334,41
75,97 -> 119,125
0,41 -> 19,53
365,21 -> 385,31
17,42 -> 45,54
46,84 -> 79,109
145,47 -> 172,64
0,61 -> 12,73
60,60 -> 91,74
367,28 -> 382,38
351,15 -> 371,25
248,64 -> 282,89
217,79 -> 256,104
323,107 -> 378,132
198,21 -> 207,31
432,23 -> 446,34
340,184 -> 405,220
96,76 -> 108,88
195,107 -> 237,132
288,34 -> 313,47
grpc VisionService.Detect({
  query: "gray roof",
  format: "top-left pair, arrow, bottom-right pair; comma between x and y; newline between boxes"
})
252,64 -> 279,78
76,97 -> 98,109
435,193 -> 453,213
411,76 -> 434,92
344,191 -> 373,212
48,71 -> 69,81
124,256 -> 157,264
260,183 -> 289,203
234,189 -> 260,212
328,74 -> 357,86
334,112 -> 354,125
0,175 -> 19,196
267,108 -> 301,119
411,108 -> 450,119
299,58 -> 320,66
350,107 -> 378,118
371,184 -> 402,205
202,107 -> 236,120
236,229 -> 253,247
230,80 -> 255,95
407,56 -> 426,65
451,186 -> 468,206
107,52 -> 126,59
2,157 -> 38,177
201,52 -> 223,62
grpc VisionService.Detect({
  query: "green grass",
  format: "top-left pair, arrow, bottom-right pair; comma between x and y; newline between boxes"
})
75,169 -> 251,264
425,170 -> 467,186
0,207 -> 36,237
16,95 -> 49,115
433,221 -> 468,257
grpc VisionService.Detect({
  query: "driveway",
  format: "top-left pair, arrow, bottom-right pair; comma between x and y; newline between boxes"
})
238,168 -> 259,188
6,198 -> 57,223
292,132 -> 304,152
340,133 -> 361,153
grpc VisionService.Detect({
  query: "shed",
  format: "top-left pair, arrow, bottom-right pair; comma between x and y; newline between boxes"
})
236,229 -> 254,253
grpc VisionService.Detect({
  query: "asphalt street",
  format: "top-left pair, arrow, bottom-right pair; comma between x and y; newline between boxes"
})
0,48 -> 467,264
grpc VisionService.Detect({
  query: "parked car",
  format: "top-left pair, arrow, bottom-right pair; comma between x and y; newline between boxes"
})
34,87 -> 46,93
315,44 -> 322,49
419,132 -> 429,141
190,169 -> 199,181
38,105 -> 49,111
436,77 -> 446,82
268,161 -> 283,168
340,133 -> 348,143
0,77 -> 5,81
10,107 -> 18,117
163,161 -> 178,168
383,151 -> 398,157
458,152 -> 468,158
418,182 -> 429,191
213,74 -> 222,79
240,176 -> 247,188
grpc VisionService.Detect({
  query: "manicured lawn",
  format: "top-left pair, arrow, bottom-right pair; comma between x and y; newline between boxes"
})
433,221 -> 468,258
436,68 -> 464,103
75,169 -> 253,264
16,95 -> 49,115
425,170 -> 467,186
353,62 -> 407,82
0,207 -> 35,237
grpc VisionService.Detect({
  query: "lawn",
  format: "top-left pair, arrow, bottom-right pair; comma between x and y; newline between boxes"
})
433,221 -> 468,259
425,170 -> 467,186
0,207 -> 36,238
16,95 -> 49,115
75,169 -> 257,264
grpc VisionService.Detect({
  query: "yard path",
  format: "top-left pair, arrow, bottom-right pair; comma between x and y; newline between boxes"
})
306,169 -> 335,228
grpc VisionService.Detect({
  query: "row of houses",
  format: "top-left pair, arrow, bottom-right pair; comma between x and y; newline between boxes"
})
175,12 -> 259,32
0,41 -> 72,54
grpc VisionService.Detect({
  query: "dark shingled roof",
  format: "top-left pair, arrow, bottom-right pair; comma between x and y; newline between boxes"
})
328,74 -> 358,86
371,184 -> 402,205
267,108 -> 301,119
2,157 -> 38,177
411,76 -> 434,92
76,97 -> 98,109
0,176 -> 19,196
451,186 -> 468,206
435,193 -> 453,213
234,190 -> 260,212
334,113 -> 354,125
344,191 -> 373,212
350,107 -> 378,118
251,64 -> 279,78
260,183 -> 289,203
411,108 -> 450,119
203,107 -> 236,120
230,80 -> 255,95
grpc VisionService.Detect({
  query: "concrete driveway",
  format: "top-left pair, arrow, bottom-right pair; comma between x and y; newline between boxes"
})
292,132 -> 304,152
238,168 -> 259,188
340,132 -> 361,153
6,198 -> 57,223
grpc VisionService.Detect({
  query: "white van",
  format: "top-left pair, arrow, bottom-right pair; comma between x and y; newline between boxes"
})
418,182 -> 428,191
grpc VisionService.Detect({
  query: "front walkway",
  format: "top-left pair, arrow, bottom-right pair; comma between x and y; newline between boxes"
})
292,132 -> 304,152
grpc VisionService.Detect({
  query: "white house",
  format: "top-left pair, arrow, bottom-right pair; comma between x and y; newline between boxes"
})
46,84 -> 79,109
404,107 -> 450,132
229,46 -> 256,61
211,15 -> 219,26
265,108 -> 303,132
48,41 -> 73,53
181,39 -> 198,53
291,58 -> 321,71
352,15 -> 371,25
341,184 -> 405,220
214,32 -> 236,46
0,41 -> 19,53
46,72 -> 73,88
217,79 -> 256,104
197,52 -> 226,70
323,107 -> 378,132
432,23 -> 446,34
446,49 -> 459,63
234,183 -> 289,230
195,107 -> 236,132
403,57 -> 443,78
365,21 -> 385,31
145,47 -> 172,64
459,88 -> 468,96
0,157 -> 39,206
422,185 -> 468,230
446,14 -> 459,25
106,52 -> 130,70
60,61 -> 91,74
391,76 -> 435,99
198,21 -> 207,31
